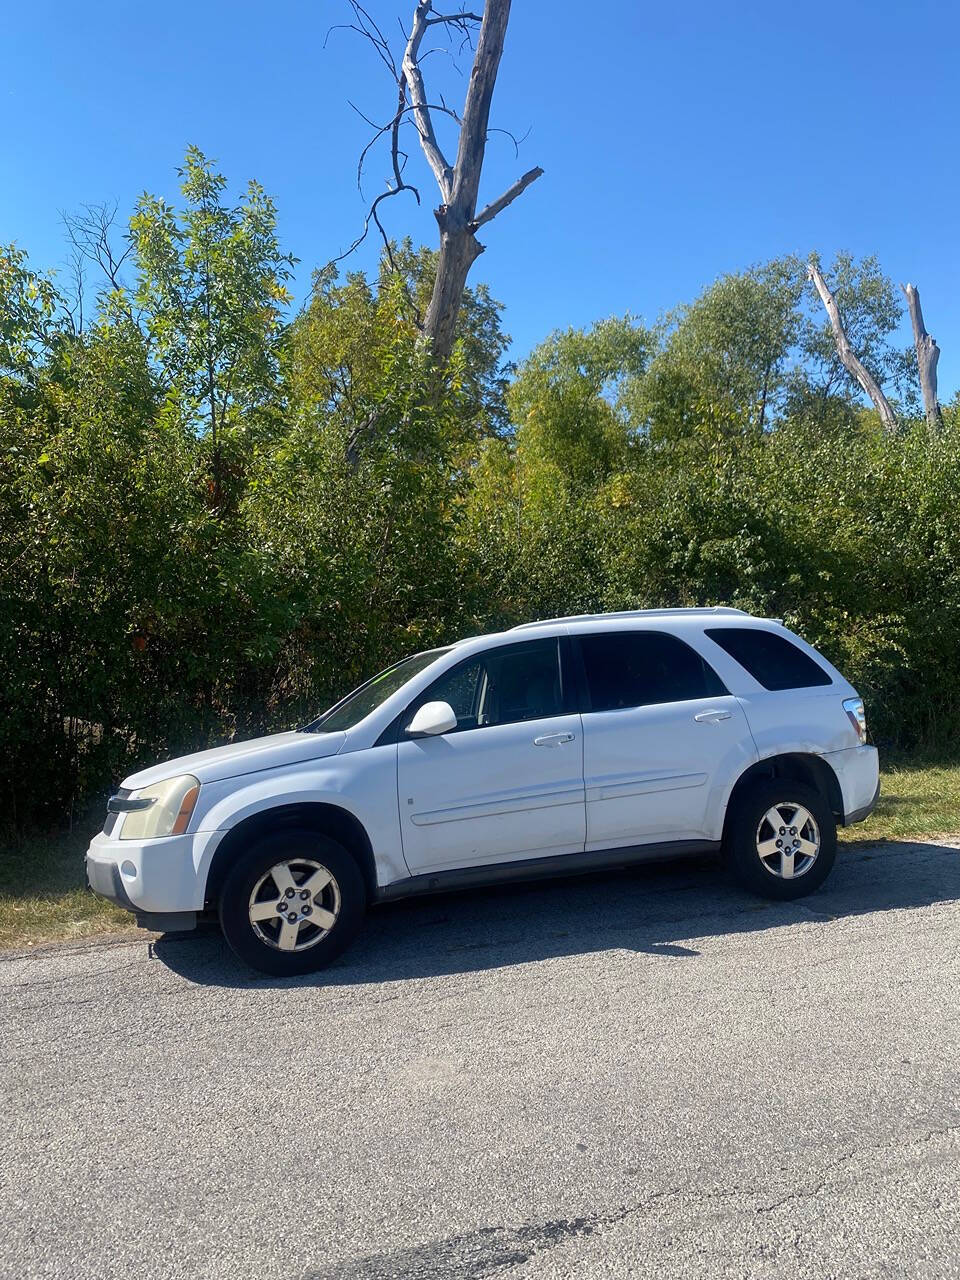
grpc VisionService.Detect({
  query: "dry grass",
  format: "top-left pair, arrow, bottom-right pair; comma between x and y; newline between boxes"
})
838,756 -> 960,844
0,823 -> 136,951
2,758 -> 959,951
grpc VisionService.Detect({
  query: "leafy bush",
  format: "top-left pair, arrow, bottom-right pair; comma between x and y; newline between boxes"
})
2,158 -> 958,831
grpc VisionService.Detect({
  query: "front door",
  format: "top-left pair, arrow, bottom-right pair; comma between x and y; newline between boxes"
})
397,638 -> 586,873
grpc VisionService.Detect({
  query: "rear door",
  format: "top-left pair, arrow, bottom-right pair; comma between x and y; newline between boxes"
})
396,637 -> 586,873
574,629 -> 757,849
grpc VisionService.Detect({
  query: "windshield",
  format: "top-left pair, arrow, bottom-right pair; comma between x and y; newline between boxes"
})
300,648 -> 451,734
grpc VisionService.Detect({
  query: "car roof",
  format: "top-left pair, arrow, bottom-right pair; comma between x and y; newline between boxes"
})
511,606 -> 749,631
448,607 -> 782,651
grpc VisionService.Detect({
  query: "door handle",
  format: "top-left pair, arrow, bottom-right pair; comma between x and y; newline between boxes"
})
533,732 -> 575,746
694,709 -> 732,723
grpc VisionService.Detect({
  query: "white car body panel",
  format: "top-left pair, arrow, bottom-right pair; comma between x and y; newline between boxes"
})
193,743 -> 407,888
86,828 -> 222,913
123,730 -> 347,790
824,744 -> 881,818
86,607 -> 881,918
397,713 -> 585,872
580,694 -> 757,848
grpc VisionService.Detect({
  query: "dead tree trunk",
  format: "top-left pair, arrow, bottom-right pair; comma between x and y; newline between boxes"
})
901,282 -> 942,432
348,0 -> 542,365
411,1 -> 540,361
807,261 -> 898,432
337,0 -> 541,460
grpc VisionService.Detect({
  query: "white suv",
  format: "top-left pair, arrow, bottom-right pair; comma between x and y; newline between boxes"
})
86,608 -> 879,974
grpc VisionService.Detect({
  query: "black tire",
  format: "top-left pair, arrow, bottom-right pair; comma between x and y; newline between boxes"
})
218,828 -> 366,975
725,778 -> 836,900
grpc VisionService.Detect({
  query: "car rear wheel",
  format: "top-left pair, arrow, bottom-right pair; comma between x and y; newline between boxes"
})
725,779 -> 836,900
218,829 -> 366,975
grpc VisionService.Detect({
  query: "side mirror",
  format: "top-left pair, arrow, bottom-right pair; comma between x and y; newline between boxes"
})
406,700 -> 457,737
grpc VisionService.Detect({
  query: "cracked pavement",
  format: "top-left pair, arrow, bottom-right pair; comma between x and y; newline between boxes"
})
2,838 -> 959,1279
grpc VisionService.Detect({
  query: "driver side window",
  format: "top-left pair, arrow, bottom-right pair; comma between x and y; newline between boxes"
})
432,661 -> 485,731
420,639 -> 564,733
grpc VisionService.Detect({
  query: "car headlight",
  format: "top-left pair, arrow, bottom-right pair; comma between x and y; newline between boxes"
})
119,775 -> 200,840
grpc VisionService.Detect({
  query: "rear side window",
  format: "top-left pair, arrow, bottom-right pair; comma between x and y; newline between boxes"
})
578,631 -> 727,712
705,627 -> 832,691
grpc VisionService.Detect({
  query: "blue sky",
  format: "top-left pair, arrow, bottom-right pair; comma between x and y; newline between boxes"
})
4,0 -> 959,394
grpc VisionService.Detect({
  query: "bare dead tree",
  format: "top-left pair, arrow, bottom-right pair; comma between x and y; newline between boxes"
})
61,202 -> 135,320
807,260 -> 898,432
340,0 -> 542,366
901,282 -> 942,432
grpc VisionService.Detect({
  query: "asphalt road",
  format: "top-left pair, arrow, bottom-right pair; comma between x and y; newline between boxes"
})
3,838 -> 960,1280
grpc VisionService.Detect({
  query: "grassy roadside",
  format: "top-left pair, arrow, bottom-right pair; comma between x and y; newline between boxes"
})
2,758 -> 959,952
836,756 -> 960,844
0,822 -> 137,952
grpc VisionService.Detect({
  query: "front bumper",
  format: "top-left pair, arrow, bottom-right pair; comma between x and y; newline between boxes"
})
85,827 -> 222,930
85,853 -> 196,931
86,855 -> 135,910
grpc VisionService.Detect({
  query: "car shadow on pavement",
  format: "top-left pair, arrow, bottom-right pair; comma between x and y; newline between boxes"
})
152,838 -> 960,989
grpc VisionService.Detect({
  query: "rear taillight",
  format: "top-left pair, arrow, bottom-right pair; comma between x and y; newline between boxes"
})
843,697 -> 867,744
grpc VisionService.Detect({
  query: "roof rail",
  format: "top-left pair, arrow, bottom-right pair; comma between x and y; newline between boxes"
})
510,606 -> 748,631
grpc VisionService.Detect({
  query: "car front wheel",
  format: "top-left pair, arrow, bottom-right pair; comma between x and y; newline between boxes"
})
218,829 -> 366,975
725,779 -> 836,900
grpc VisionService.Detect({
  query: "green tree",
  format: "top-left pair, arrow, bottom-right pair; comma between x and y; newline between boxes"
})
0,245 -> 68,381
130,147 -> 296,501
456,319 -> 651,629
508,317 -> 651,486
630,259 -> 803,441
286,242 -> 512,459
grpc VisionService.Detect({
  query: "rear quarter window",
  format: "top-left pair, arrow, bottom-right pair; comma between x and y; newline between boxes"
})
704,627 -> 833,691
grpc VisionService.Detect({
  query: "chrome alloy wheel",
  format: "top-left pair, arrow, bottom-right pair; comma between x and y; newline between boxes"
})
247,858 -> 342,952
755,802 -> 821,880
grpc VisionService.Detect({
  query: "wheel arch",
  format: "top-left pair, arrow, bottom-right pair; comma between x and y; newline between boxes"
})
202,802 -> 378,909
722,752 -> 843,843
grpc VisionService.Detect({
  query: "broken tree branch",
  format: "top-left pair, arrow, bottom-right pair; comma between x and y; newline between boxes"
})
62,202 -> 133,296
352,98 -> 462,198
808,261 -> 898,432
901,282 -> 942,432
447,0 -> 508,215
471,165 -> 544,230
